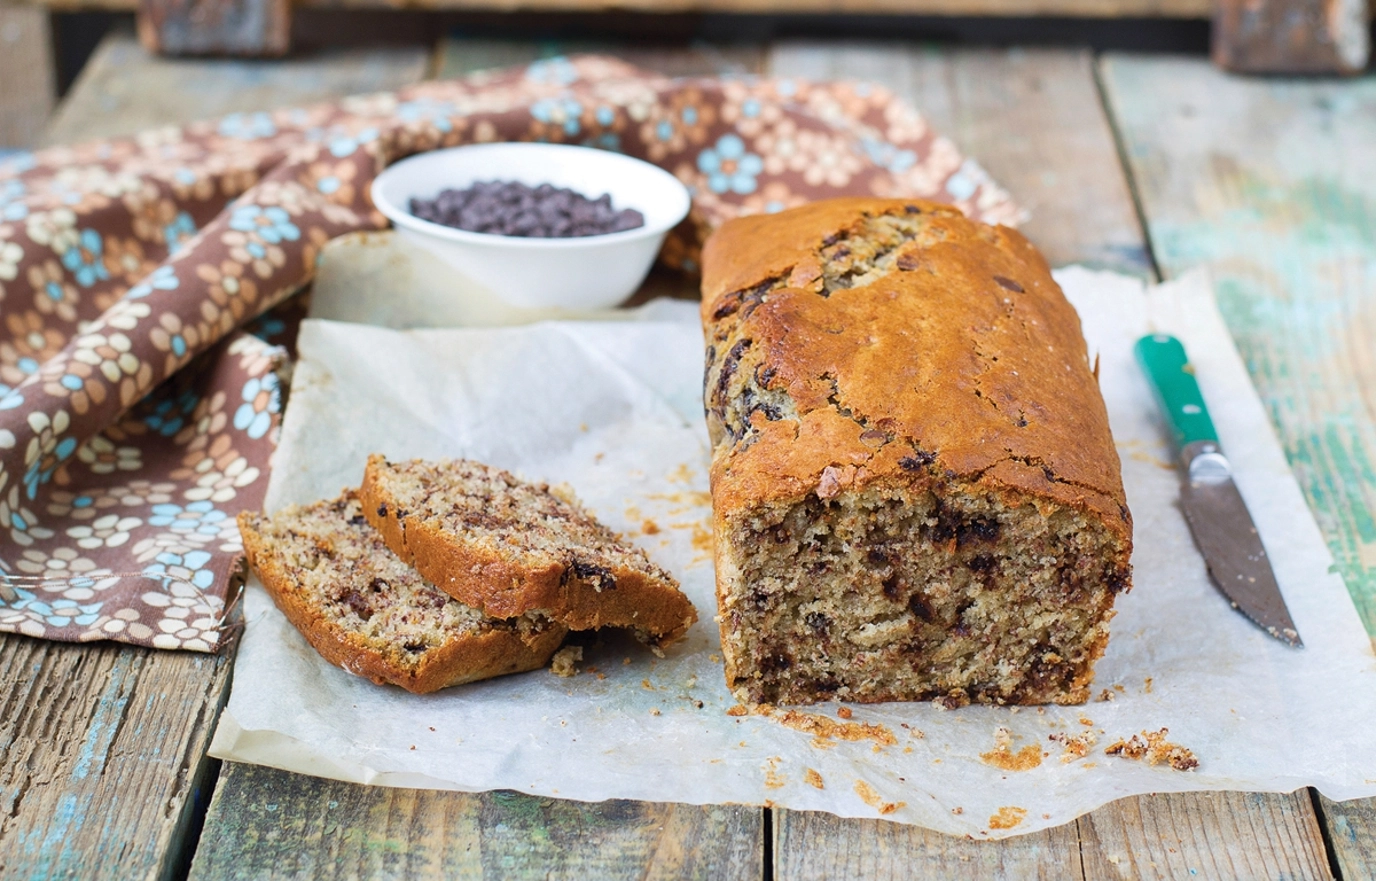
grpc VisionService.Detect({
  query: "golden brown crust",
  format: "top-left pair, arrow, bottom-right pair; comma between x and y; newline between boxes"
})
359,455 -> 698,643
238,509 -> 565,694
701,197 -> 1130,543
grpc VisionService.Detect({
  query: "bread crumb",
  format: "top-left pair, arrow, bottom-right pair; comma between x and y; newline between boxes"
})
980,727 -> 1042,771
550,646 -> 583,678
1105,728 -> 1198,771
1097,689 -> 1116,702
764,757 -> 786,789
650,708 -> 661,716
775,710 -> 896,747
1079,717 -> 1093,726
804,768 -> 825,789
642,520 -> 660,535
837,707 -> 853,720
642,679 -> 654,690
853,780 -> 904,815
952,806 -> 964,815
1144,676 -> 1153,693
988,806 -> 1027,830
726,705 -> 748,717
1049,730 -> 1098,762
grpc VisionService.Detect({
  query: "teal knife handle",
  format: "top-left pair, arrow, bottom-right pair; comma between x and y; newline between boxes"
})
1134,334 -> 1219,450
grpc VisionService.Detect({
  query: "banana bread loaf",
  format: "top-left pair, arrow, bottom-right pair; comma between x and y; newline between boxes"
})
239,492 -> 567,694
700,198 -> 1132,707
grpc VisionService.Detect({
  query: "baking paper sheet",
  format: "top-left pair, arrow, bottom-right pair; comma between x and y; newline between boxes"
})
211,236 -> 1376,838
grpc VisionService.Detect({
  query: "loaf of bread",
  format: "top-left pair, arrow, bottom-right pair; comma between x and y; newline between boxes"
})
700,198 -> 1132,707
238,492 -> 567,694
360,455 -> 698,647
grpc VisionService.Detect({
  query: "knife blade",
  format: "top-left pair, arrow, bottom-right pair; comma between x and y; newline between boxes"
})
1134,333 -> 1302,647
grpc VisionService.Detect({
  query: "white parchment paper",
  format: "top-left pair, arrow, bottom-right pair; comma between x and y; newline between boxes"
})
211,238 -> 1376,838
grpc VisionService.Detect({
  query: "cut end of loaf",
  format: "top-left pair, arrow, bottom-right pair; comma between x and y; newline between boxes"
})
718,480 -> 1129,706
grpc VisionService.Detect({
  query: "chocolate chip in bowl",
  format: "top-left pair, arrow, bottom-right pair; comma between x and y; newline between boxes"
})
410,182 -> 645,238
371,143 -> 691,311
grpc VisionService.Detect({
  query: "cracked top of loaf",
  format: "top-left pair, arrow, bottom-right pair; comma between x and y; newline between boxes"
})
700,197 -> 1129,539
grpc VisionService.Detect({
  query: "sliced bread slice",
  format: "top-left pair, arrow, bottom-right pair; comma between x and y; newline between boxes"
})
238,491 -> 567,694
359,455 -> 698,646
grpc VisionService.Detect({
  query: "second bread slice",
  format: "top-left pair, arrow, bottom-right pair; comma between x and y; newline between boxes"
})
360,455 -> 698,645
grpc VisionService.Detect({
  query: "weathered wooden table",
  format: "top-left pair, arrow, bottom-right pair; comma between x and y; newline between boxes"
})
3,29 -> 1375,880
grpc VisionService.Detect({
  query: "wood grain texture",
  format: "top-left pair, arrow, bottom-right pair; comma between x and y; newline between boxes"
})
768,43 -> 1150,275
0,632 -> 233,881
435,36 -> 767,80
137,0 -> 292,57
41,29 -> 431,146
1212,0 -> 1370,74
24,0 -> 1214,15
0,5 -> 56,149
1319,794 -> 1376,879
775,808 -> 1082,880
1079,791 -> 1332,879
1098,55 -> 1376,640
188,763 -> 763,881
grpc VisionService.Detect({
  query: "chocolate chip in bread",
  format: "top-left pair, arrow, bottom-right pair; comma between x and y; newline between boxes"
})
360,455 -> 698,647
238,492 -> 567,694
700,198 -> 1132,707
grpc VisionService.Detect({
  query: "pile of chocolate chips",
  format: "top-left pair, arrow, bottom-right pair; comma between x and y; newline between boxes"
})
409,181 -> 645,238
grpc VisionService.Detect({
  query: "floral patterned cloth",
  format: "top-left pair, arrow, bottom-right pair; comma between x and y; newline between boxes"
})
0,55 -> 1019,653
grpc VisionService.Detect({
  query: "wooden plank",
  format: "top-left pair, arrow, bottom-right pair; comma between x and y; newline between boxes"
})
41,29 -> 431,146
435,36 -> 767,80
137,0 -> 292,57
768,43 -> 1150,275
0,5 -> 56,149
1212,0 -> 1369,74
25,0 -> 1216,17
1098,55 -> 1376,648
1079,791 -> 1332,879
1319,794 -> 1376,878
775,809 -> 1082,879
1100,51 -> 1376,881
188,763 -> 762,880
0,633 -> 234,880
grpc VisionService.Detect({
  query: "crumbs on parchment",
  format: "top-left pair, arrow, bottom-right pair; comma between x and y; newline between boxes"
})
1104,728 -> 1198,771
804,768 -> 824,789
853,780 -> 904,816
988,806 -> 1027,830
1049,729 -> 1099,763
980,727 -> 1043,772
550,645 -> 583,678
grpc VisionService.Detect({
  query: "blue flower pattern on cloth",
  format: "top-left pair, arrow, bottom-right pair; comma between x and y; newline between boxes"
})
1,178 -> 27,221
164,212 -> 197,253
234,374 -> 280,440
149,501 -> 228,536
143,388 -> 199,437
229,206 -> 300,245
524,57 -> 580,86
697,134 -> 764,195
127,265 -> 179,299
61,229 -> 110,287
531,97 -> 584,136
144,550 -> 215,590
0,586 -> 103,628
218,112 -> 277,141
396,99 -> 460,133
24,436 -> 77,499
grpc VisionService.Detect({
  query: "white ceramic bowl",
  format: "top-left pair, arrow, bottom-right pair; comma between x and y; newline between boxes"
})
370,143 -> 692,310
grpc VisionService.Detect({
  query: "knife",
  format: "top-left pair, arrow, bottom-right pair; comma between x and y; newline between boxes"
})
1134,333 -> 1302,647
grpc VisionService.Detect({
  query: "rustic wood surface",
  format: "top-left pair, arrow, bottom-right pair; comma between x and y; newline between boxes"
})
1100,49 -> 1376,875
0,5 -> 56,149
188,763 -> 762,881
1320,793 -> 1376,879
41,29 -> 432,146
1211,0 -> 1370,74
137,0 -> 292,57
10,29 -> 1376,881
24,0 -> 1214,16
0,633 -> 234,881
